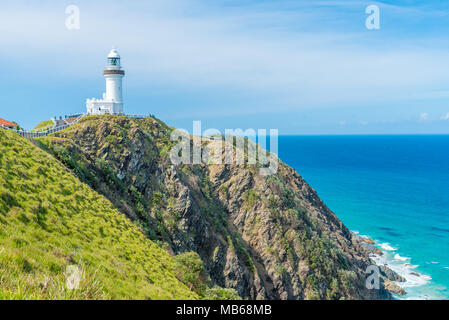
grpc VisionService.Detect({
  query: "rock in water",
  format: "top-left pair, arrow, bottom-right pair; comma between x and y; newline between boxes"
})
380,266 -> 406,282
383,281 -> 406,296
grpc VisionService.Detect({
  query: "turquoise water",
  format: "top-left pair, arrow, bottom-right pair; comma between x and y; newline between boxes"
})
278,135 -> 449,299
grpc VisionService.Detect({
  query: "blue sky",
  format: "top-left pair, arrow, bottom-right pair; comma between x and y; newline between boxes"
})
1,0 -> 449,134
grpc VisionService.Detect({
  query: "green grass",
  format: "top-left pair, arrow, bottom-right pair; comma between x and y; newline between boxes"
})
34,120 -> 54,132
0,129 -> 198,300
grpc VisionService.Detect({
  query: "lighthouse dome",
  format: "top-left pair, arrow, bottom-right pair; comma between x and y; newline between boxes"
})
108,48 -> 120,59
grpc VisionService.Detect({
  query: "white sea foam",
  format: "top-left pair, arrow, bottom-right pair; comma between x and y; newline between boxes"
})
371,252 -> 431,288
353,231 -> 444,299
394,254 -> 409,261
380,242 -> 398,251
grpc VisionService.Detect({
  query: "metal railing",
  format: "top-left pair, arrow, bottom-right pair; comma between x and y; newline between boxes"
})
0,113 -> 86,139
104,113 -> 155,118
0,113 -> 156,139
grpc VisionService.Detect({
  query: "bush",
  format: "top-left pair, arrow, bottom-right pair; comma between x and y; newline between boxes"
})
204,286 -> 241,300
173,252 -> 208,296
243,189 -> 258,208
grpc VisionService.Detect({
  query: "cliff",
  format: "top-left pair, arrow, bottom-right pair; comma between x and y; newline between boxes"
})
36,115 -> 391,300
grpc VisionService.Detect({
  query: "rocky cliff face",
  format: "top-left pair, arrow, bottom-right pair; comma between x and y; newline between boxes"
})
38,115 -> 391,300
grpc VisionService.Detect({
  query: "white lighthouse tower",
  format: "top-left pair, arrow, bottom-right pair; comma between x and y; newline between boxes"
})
86,47 -> 125,115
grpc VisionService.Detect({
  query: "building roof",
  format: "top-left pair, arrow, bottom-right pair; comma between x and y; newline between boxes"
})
0,118 -> 17,127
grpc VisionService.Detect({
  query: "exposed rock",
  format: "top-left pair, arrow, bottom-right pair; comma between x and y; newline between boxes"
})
361,243 -> 383,256
383,281 -> 406,296
351,233 -> 407,295
380,266 -> 406,283
352,233 -> 383,256
363,238 -> 375,245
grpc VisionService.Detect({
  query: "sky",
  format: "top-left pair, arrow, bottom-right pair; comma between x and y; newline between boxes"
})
1,0 -> 449,134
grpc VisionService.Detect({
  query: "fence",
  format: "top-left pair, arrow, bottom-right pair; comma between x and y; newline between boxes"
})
107,113 -> 155,119
0,113 -> 156,139
0,113 -> 86,139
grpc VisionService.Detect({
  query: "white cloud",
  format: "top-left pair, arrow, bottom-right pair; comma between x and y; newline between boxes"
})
441,112 -> 449,120
2,0 -> 449,117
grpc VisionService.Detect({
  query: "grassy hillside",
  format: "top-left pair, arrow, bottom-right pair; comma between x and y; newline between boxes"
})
0,128 -> 198,300
34,120 -> 54,132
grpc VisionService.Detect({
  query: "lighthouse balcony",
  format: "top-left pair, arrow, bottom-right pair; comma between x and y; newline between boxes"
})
104,70 -> 125,76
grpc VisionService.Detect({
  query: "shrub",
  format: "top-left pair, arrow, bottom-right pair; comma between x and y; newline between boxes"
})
173,252 -> 208,296
243,189 -> 258,208
204,286 -> 241,300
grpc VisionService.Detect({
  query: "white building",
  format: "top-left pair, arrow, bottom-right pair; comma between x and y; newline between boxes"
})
86,48 -> 125,115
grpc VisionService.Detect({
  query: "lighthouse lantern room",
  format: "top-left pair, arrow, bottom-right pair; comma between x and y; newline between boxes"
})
86,47 -> 125,115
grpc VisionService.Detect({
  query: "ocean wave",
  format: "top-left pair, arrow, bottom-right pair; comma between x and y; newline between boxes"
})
380,242 -> 398,251
353,231 -> 438,299
371,253 -> 431,288
394,254 -> 410,261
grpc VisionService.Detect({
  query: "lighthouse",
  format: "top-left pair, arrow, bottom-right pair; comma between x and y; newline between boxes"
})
86,47 -> 125,115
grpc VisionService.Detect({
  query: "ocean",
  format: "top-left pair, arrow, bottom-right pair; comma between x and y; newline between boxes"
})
277,135 -> 449,300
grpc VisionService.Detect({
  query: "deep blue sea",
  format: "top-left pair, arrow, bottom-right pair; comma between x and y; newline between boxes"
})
278,135 -> 449,300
